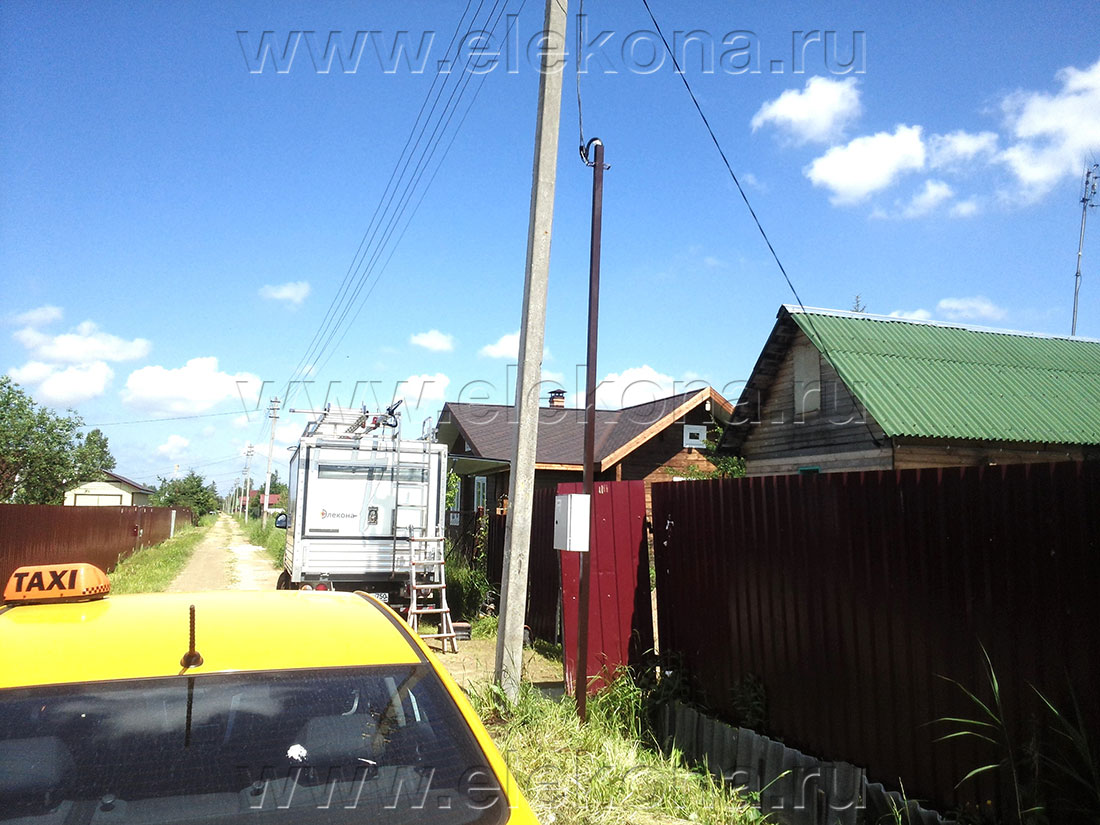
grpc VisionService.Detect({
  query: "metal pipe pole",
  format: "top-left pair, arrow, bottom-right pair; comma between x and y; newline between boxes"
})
495,0 -> 568,702
578,138 -> 606,722
1072,165 -> 1097,336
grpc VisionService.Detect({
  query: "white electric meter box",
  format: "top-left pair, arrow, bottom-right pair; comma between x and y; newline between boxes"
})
554,494 -> 590,552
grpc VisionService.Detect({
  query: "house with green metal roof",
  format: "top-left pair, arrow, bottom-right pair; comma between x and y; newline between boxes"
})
718,305 -> 1100,475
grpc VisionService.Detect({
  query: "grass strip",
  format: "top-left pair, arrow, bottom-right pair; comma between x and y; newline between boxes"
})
468,673 -> 764,825
238,516 -> 286,568
109,515 -> 215,594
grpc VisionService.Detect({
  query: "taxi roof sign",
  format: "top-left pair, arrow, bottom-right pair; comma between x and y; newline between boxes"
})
3,563 -> 111,604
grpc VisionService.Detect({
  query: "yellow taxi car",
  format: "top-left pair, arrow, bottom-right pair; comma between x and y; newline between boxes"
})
0,563 -> 537,824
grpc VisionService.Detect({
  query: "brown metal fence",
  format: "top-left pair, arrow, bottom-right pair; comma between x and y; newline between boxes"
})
651,462 -> 1100,814
0,505 -> 193,585
486,488 -> 561,642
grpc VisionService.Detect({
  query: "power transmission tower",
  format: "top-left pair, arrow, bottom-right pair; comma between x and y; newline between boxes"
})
1072,164 -> 1098,336
495,0 -> 569,702
243,444 -> 255,522
261,398 -> 281,528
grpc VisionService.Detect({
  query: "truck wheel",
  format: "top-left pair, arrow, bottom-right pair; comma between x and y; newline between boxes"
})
276,571 -> 292,590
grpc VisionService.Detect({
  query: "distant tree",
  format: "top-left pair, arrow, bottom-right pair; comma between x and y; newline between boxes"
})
247,470 -> 289,519
0,377 -> 117,504
152,471 -> 220,519
851,294 -> 868,313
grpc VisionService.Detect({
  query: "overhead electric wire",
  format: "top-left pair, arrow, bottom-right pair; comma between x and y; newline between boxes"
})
638,0 -> 884,447
313,0 -> 529,379
87,410 -> 242,427
297,0 -> 520,391
281,0 -> 516,409
280,0 -> 483,399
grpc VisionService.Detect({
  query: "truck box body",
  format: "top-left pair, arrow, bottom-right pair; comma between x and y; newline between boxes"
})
282,408 -> 447,599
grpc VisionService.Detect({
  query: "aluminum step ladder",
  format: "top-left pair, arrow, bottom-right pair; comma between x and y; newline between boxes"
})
407,536 -> 457,653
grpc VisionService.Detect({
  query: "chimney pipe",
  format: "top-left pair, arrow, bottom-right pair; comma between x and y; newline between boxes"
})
548,389 -> 566,409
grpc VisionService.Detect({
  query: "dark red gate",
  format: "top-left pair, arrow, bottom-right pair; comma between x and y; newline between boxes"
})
560,480 -> 654,695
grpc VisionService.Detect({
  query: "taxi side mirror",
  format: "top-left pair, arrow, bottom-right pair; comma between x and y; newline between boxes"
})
274,513 -> 288,529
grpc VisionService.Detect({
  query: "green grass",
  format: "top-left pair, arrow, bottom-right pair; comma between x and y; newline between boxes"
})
237,515 -> 286,568
468,673 -> 764,825
108,514 -> 216,594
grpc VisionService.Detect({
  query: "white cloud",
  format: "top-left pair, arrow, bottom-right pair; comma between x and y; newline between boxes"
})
123,357 -> 260,414
156,434 -> 190,458
410,329 -> 455,352
902,180 -> 954,218
275,420 -> 303,445
479,332 -> 519,359
928,130 -> 998,169
201,425 -> 217,437
805,125 -> 926,204
752,76 -> 862,144
594,365 -> 678,410
233,414 -> 250,428
950,199 -> 980,218
936,296 -> 1007,322
9,361 -> 114,404
888,309 -> 933,321
259,281 -> 311,305
998,58 -> 1100,198
13,305 -> 63,326
13,320 -> 150,363
395,373 -> 450,407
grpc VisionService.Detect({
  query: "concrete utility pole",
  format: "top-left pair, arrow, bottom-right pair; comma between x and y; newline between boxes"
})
243,444 -> 255,523
261,397 -> 281,528
495,0 -> 569,701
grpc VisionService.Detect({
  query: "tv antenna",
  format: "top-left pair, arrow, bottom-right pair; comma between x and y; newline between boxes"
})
1072,163 -> 1098,336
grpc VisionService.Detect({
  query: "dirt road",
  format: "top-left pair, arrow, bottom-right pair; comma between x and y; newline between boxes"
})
166,514 -> 281,592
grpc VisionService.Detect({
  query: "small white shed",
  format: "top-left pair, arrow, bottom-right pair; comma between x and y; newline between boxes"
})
64,471 -> 155,507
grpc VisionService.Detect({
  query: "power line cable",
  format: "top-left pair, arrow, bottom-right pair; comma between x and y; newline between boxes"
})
281,1 -> 484,399
87,410 -> 242,427
301,0 -> 517,384
638,0 -> 883,446
282,1 -> 503,406
314,0 -> 527,380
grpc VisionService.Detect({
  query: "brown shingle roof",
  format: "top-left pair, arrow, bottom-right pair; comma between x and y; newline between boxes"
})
440,388 -> 730,469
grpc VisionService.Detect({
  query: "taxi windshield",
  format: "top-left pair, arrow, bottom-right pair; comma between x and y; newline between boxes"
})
0,665 -> 508,824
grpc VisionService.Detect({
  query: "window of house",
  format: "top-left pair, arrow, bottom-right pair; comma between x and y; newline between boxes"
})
793,340 -> 821,415
473,476 -> 487,511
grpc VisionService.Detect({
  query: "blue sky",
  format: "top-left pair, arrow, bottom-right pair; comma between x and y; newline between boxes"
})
2,1 -> 1098,493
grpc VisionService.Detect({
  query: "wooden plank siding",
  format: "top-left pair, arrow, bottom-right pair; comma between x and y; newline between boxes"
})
735,329 -> 889,475
893,439 -> 1086,470
617,405 -> 717,514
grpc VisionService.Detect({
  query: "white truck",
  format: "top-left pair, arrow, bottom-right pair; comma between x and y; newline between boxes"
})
275,402 -> 448,609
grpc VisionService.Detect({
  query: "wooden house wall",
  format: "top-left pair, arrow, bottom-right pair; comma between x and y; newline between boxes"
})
735,329 -> 891,475
893,439 -> 1086,470
616,405 -> 717,515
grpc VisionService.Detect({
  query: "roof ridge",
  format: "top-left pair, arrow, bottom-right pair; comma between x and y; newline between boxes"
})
783,304 -> 1100,344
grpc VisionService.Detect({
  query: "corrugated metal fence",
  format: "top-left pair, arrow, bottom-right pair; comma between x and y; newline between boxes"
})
559,480 -> 653,694
0,505 -> 192,585
651,462 -> 1100,814
487,488 -> 561,642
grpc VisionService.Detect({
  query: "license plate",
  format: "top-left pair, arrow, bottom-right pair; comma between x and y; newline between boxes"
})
376,591 -> 389,603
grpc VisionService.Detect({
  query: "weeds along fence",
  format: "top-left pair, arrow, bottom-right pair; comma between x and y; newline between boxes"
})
0,504 -> 192,585
651,461 -> 1100,814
